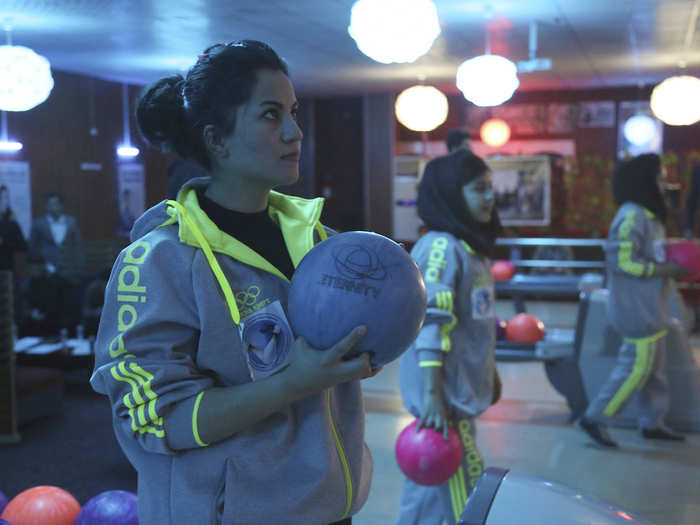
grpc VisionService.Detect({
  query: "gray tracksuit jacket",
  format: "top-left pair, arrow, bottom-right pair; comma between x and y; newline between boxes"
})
399,231 -> 496,419
90,179 -> 372,525
605,202 -> 669,337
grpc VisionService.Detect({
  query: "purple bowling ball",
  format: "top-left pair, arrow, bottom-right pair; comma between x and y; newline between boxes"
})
288,231 -> 427,368
0,519 -> 11,525
495,317 -> 507,341
0,490 -> 7,515
74,490 -> 138,525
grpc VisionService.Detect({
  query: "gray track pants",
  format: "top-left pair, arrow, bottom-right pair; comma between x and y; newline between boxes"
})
585,329 -> 669,430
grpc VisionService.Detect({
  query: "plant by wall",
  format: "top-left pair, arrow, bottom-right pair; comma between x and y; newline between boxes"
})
562,155 -> 617,237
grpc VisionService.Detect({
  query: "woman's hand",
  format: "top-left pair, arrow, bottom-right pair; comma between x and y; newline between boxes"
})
654,262 -> 690,280
419,389 -> 449,440
418,366 -> 449,440
282,326 -> 371,397
363,365 -> 383,379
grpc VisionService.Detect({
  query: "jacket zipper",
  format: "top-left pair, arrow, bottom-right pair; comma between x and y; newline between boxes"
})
327,388 -> 353,518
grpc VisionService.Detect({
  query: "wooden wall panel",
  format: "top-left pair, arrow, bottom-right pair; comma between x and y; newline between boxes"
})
314,96 -> 365,233
2,71 -> 172,242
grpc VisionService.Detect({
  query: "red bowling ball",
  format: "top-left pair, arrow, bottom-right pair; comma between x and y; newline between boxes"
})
491,260 -> 515,281
395,419 -> 463,486
665,240 -> 700,281
1,486 -> 81,525
506,313 -> 545,343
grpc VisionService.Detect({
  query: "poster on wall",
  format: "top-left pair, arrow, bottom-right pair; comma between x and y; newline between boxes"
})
547,103 -> 579,134
485,156 -> 551,226
578,101 -> 616,127
116,163 -> 146,237
491,104 -> 547,135
0,161 -> 32,239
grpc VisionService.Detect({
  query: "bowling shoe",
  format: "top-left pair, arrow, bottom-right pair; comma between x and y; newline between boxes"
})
576,417 -> 619,448
641,427 -> 686,441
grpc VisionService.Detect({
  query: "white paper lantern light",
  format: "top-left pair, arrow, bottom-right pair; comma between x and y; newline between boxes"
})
623,114 -> 656,146
456,55 -> 519,107
480,118 -> 511,147
348,0 -> 441,64
650,75 -> 700,126
395,85 -> 448,132
0,45 -> 54,111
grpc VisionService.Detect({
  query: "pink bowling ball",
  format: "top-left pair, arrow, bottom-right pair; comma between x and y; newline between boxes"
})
395,419 -> 463,486
665,240 -> 700,281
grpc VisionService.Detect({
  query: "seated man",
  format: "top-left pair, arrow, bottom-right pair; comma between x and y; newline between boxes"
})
18,255 -> 78,337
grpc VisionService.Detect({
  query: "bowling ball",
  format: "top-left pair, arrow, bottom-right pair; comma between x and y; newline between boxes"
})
74,490 -> 138,525
1,486 -> 80,525
0,491 -> 7,514
491,260 -> 515,281
288,231 -> 427,368
495,316 -> 507,340
395,419 -> 463,486
665,240 -> 700,281
0,519 -> 11,525
506,313 -> 545,343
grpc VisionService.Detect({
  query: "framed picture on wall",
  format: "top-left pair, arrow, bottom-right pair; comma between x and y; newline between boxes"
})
485,155 -> 551,226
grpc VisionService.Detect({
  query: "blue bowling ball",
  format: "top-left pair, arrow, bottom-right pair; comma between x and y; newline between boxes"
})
74,490 -> 138,525
288,231 -> 427,368
0,489 -> 7,514
0,519 -> 11,525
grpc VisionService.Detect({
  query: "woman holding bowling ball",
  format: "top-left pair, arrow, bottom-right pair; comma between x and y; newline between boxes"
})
90,40 -> 374,525
576,153 -> 688,447
396,149 -> 502,525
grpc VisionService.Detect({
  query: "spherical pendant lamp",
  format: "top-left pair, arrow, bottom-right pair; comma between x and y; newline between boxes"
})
650,75 -> 700,126
348,0 -> 441,64
456,55 -> 519,107
0,44 -> 54,111
623,114 -> 656,145
480,118 -> 511,147
395,85 -> 449,132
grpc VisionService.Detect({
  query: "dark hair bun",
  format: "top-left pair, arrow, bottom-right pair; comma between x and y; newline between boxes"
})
136,75 -> 185,154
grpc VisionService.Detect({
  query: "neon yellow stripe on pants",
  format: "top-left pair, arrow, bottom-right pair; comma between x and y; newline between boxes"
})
448,465 -> 467,522
603,330 -> 665,417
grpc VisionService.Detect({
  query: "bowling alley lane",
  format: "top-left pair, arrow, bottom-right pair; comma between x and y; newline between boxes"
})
357,299 -> 700,525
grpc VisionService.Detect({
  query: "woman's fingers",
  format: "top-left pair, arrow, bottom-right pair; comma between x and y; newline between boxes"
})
326,325 -> 367,363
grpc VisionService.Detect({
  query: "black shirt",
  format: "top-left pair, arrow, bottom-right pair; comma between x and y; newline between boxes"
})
197,191 -> 295,280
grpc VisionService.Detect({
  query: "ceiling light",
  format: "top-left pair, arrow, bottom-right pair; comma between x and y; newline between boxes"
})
0,110 -> 22,153
0,35 -> 54,111
623,114 -> 656,145
480,118 -> 511,147
117,145 -> 140,158
348,0 -> 441,64
456,54 -> 519,107
650,75 -> 700,126
395,85 -> 448,132
117,84 -> 139,159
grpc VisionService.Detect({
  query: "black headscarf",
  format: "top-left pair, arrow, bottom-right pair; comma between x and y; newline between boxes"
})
611,153 -> 667,222
417,150 -> 502,256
